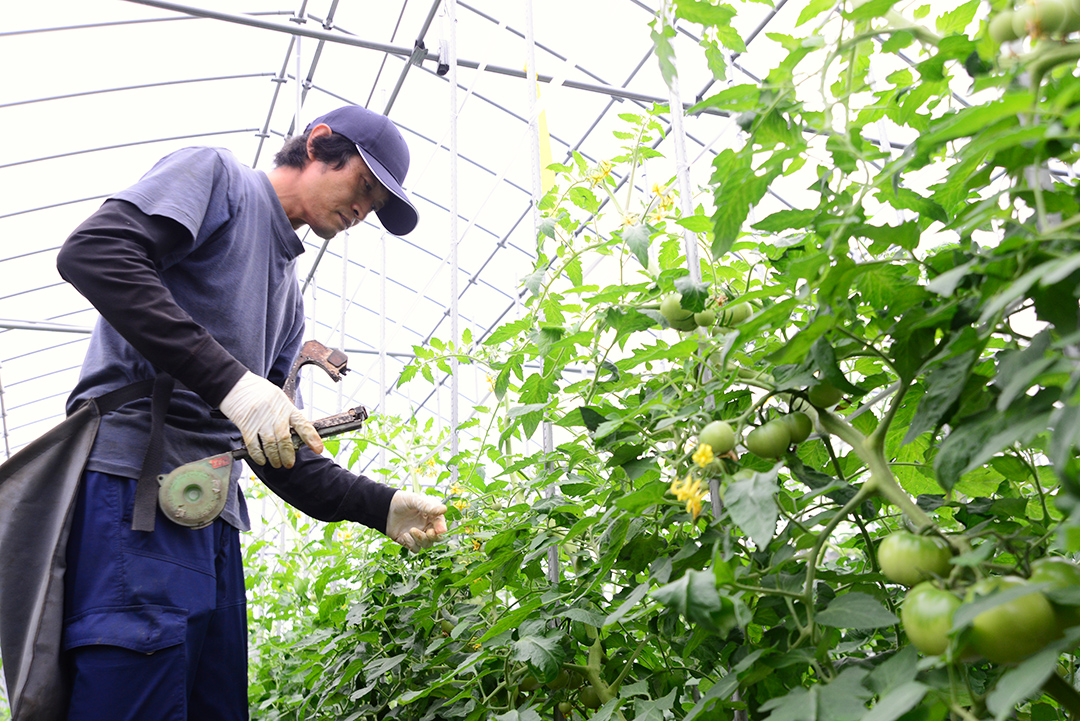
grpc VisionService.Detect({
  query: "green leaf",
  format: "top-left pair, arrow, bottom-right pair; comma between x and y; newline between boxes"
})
796,0 -> 837,26
615,482 -> 668,512
676,214 -> 713,233
556,607 -> 606,628
522,267 -> 545,296
811,337 -> 865,395
675,0 -> 736,28
986,646 -> 1060,721
752,208 -> 819,233
862,681 -> 928,721
926,260 -> 977,298
868,645 -> 919,697
479,597 -> 545,642
605,582 -> 651,626
710,147 -> 788,257
494,708 -> 545,721
816,592 -> 899,629
819,668 -> 875,721
651,569 -> 738,634
651,21 -> 677,88
902,349 -> 978,445
685,674 -> 741,720
845,0 -> 898,20
511,633 -> 566,679
633,690 -> 678,720
689,84 -> 760,115
622,224 -> 652,267
935,390 -> 1057,490
674,276 -> 711,312
760,686 -> 813,721
724,466 -> 779,551
766,316 -> 835,366
936,0 -> 978,35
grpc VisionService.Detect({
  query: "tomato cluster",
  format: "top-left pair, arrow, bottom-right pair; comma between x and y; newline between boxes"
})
659,292 -> 751,332
696,411 -> 813,463
989,0 -> 1080,44
879,537 -> 1080,664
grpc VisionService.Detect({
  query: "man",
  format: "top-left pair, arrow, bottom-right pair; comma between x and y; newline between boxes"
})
54,105 -> 447,720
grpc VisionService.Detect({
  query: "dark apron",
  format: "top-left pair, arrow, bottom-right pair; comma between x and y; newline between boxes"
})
0,379 -> 160,721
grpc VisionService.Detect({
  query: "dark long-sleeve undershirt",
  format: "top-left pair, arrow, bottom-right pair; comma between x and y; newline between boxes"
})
57,199 -> 248,407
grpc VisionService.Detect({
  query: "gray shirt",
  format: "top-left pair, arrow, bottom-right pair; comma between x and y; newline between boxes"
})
64,147 -> 307,530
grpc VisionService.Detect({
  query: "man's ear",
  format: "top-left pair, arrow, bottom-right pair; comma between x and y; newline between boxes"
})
306,123 -> 333,160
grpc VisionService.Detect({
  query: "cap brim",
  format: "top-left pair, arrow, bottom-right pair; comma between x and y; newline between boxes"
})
355,145 -> 419,236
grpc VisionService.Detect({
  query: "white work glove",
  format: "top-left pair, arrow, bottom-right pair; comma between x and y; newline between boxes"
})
386,491 -> 448,552
218,371 -> 323,468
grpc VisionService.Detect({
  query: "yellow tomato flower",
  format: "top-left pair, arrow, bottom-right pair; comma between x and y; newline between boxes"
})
588,160 -> 612,187
669,473 -> 707,521
693,443 -> 715,467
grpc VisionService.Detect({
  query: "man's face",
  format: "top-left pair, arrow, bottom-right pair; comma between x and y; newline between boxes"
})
297,153 -> 392,240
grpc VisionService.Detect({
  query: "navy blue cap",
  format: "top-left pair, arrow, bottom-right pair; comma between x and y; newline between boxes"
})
305,106 -> 419,236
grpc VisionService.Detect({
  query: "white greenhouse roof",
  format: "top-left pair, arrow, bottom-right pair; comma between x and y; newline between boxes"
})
1,0 -> 806,469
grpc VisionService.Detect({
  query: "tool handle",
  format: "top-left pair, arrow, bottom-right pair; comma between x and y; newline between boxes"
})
230,405 -> 369,459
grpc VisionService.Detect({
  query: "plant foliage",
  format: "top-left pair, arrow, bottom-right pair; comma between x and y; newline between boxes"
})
247,0 -> 1080,719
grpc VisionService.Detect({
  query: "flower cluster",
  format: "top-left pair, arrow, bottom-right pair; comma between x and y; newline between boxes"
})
450,483 -> 468,511
692,443 -> 715,468
669,473 -> 707,520
588,160 -> 613,187
649,183 -> 675,223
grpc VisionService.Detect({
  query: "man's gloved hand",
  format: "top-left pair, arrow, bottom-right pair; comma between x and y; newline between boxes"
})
219,371 -> 323,468
386,491 -> 448,552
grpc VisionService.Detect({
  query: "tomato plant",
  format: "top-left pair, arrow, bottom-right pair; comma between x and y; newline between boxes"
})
244,0 -> 1080,719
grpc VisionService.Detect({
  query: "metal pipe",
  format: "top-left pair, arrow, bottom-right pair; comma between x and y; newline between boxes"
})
0,320 -> 92,334
447,0 -> 461,490
383,0 -> 442,114
120,0 -> 730,116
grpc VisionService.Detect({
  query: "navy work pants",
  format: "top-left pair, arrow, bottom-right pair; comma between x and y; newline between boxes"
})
63,471 -> 248,721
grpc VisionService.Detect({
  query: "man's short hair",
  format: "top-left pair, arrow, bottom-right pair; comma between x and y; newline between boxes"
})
274,131 -> 359,170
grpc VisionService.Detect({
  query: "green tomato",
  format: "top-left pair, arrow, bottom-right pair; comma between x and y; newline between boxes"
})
717,301 -> 753,326
1063,0 -> 1080,32
1030,557 -> 1080,628
580,686 -> 602,710
877,532 -> 952,587
520,675 -> 541,692
694,309 -> 717,327
558,701 -> 573,714
1034,0 -> 1068,34
699,420 -> 736,455
989,9 -> 1022,42
744,420 -> 791,459
547,669 -> 571,690
807,381 -> 844,408
965,576 -> 1059,664
660,293 -> 692,322
901,582 -> 962,656
1012,4 -> 1037,36
669,315 -> 698,332
779,412 -> 812,444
